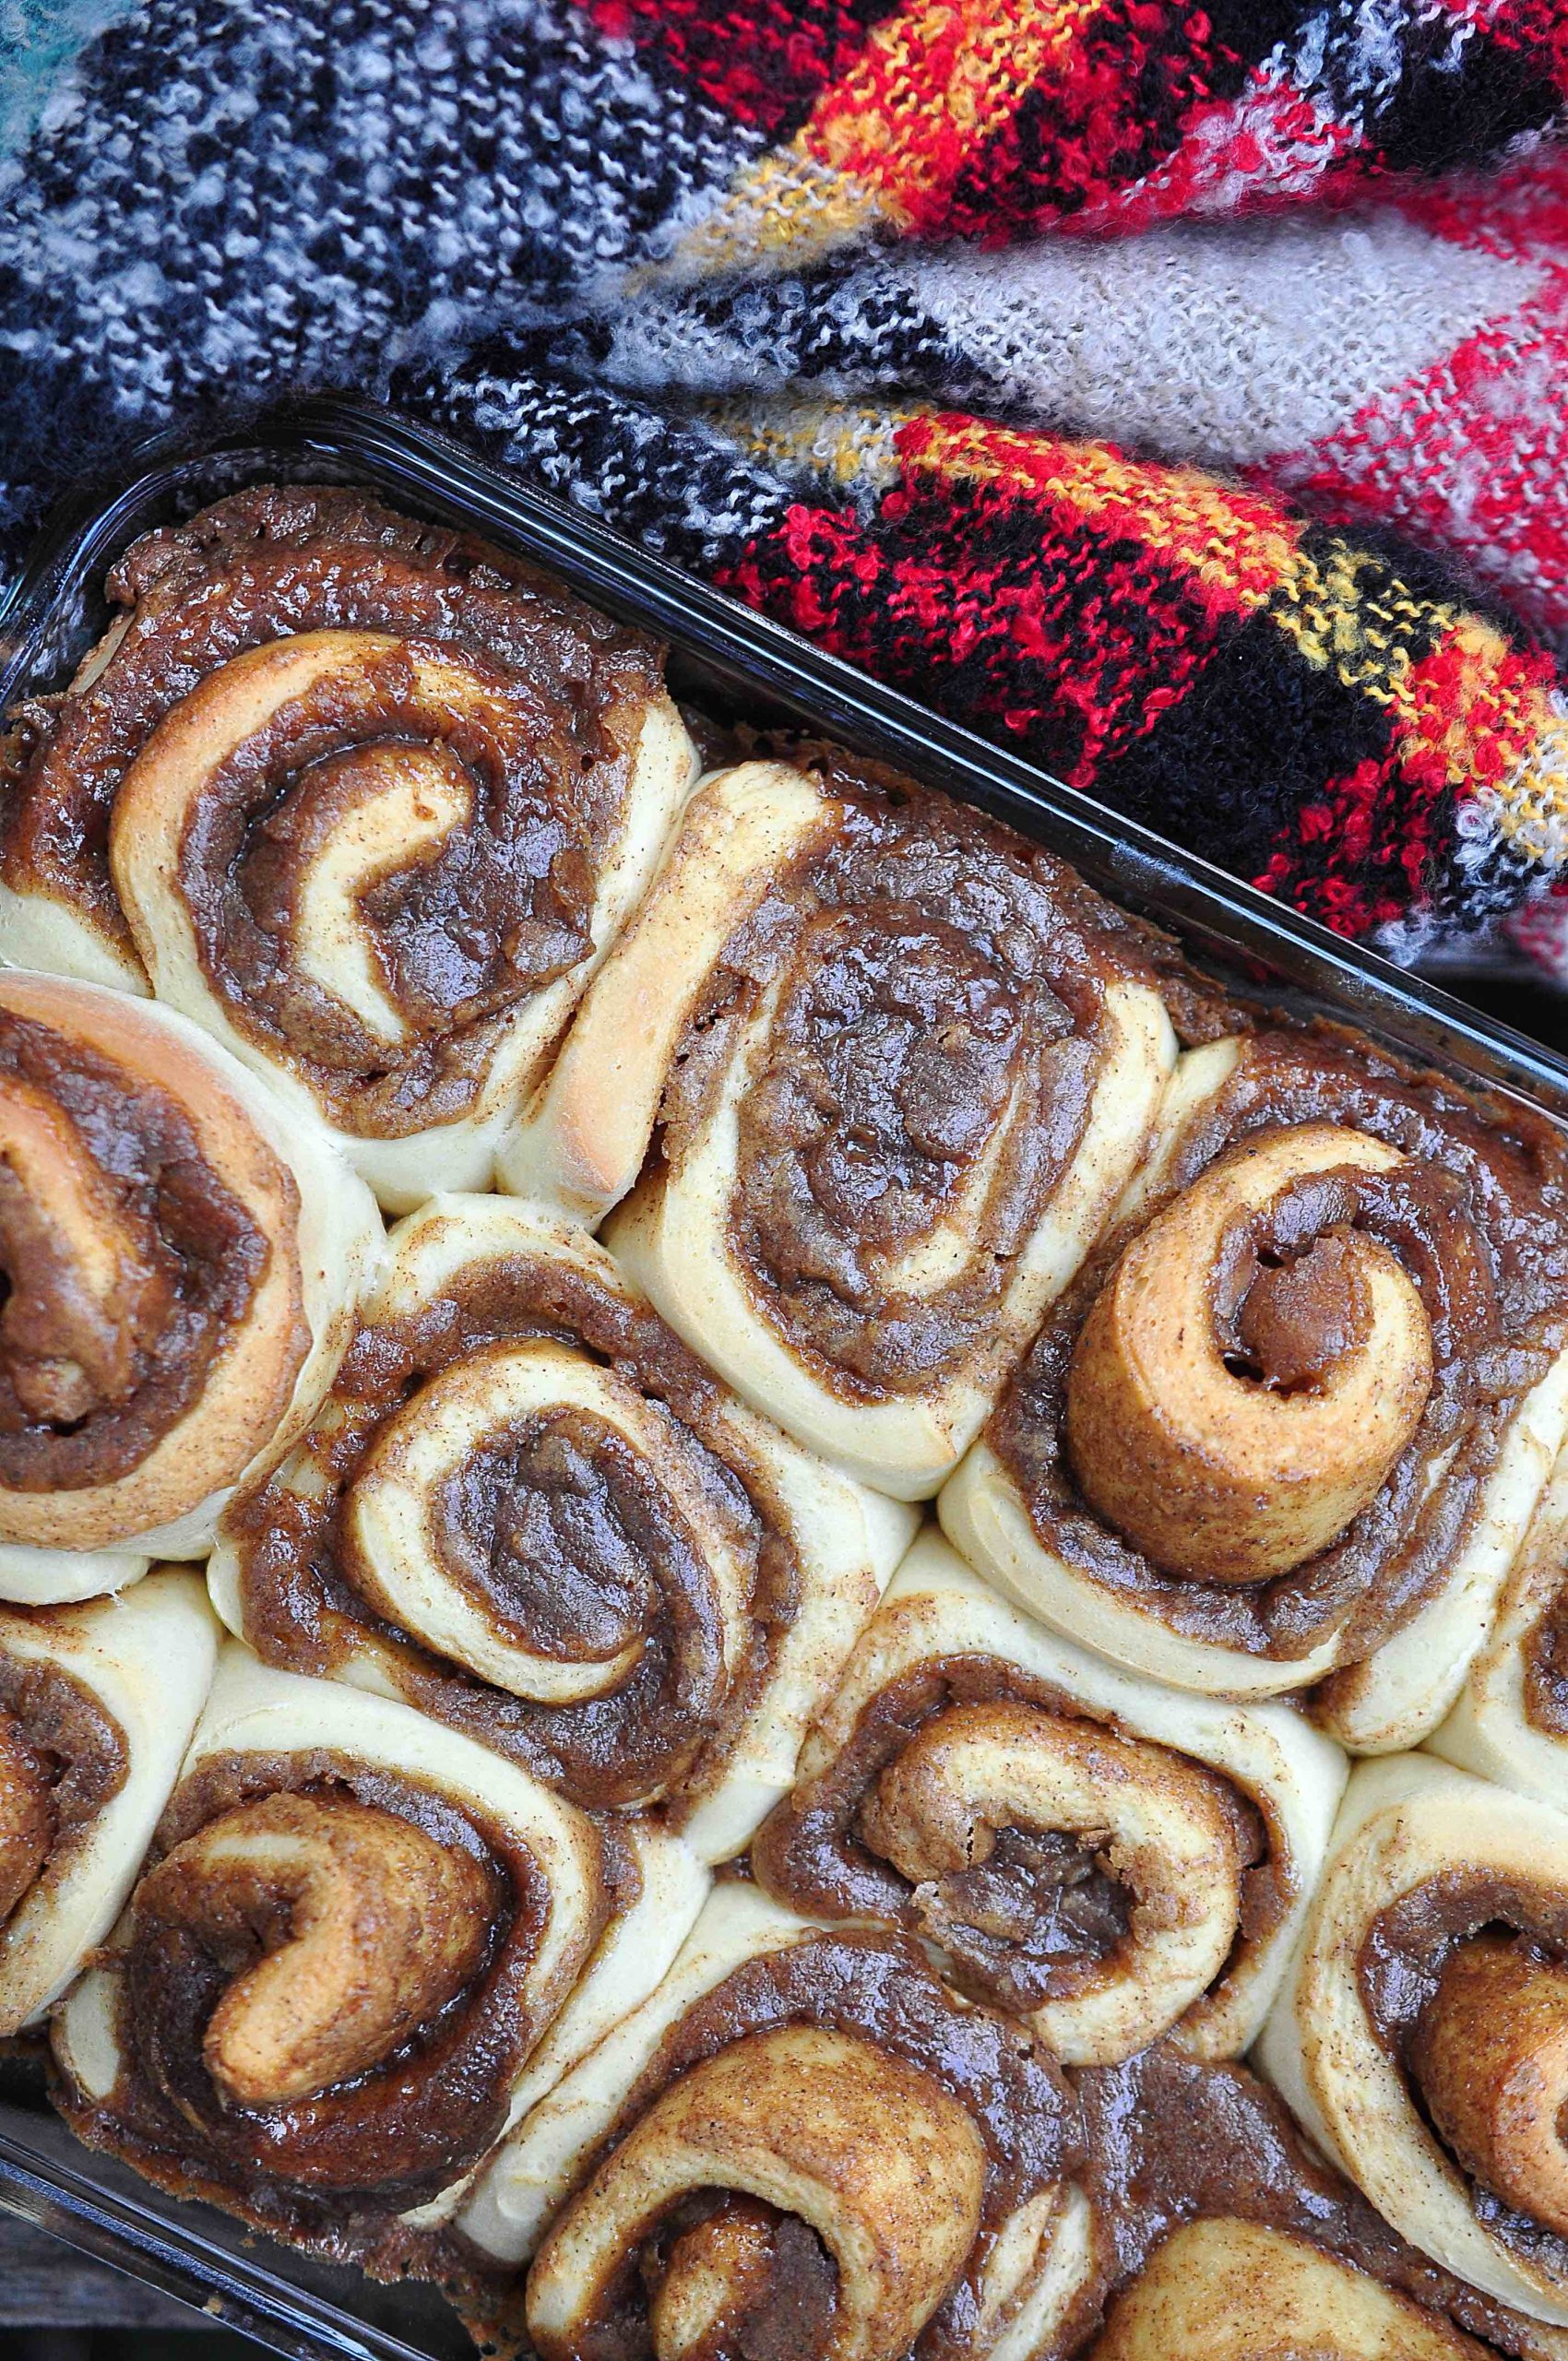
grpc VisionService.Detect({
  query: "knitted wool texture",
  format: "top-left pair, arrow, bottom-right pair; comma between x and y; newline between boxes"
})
4,0 -> 1568,963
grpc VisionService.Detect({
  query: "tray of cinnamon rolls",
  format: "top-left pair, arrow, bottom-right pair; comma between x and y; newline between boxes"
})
6,396 -> 1568,2361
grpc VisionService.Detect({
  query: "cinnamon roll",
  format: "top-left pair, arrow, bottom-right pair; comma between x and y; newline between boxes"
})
0,971 -> 382,1602
458,1882 -> 1096,2361
0,485 -> 696,1209
1067,2036 -> 1568,2360
0,1568 -> 216,2035
942,1030 -> 1568,1750
752,1530 -> 1345,2064
208,1193 -> 915,1861
1088,2221 -> 1496,2359
1256,1752 -> 1568,2328
51,1644 -> 704,2280
1431,1438 -> 1568,1809
505,753 -> 1177,1497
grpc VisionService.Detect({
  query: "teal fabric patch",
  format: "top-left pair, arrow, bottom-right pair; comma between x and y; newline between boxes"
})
0,0 -> 137,153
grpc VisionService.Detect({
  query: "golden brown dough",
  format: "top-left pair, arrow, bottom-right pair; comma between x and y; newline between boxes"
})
1089,2220 -> 1491,2359
944,1031 -> 1568,1750
0,486 -> 696,1208
0,971 -> 381,1600
507,753 -> 1177,1497
52,1646 -> 703,2287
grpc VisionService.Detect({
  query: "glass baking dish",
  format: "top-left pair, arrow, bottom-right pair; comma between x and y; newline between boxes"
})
1,391 -> 1566,2358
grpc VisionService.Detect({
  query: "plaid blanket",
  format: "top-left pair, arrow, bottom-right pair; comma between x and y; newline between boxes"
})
4,0 -> 1568,971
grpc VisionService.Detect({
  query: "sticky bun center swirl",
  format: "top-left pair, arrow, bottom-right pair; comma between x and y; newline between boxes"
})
3,484 -> 661,958
0,1010 -> 268,1492
858,1700 -> 1244,2037
345,1336 -> 750,1730
1411,1933 -> 1568,2239
525,1928 -> 1075,2361
229,1247 -> 794,1815
649,2194 -> 837,2361
719,788 -> 1118,1397
741,902 -> 1028,1291
985,1027 -> 1568,1668
754,1665 -> 1262,2065
113,632 -> 600,1126
1363,1875 -> 1568,2258
137,1791 -> 491,2107
119,1757 -> 549,2201
1065,1127 -> 1449,1586
530,2024 -> 985,2361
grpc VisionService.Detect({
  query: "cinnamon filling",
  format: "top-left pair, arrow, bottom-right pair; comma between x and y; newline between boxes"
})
0,1011 -> 268,1490
0,1706 -> 53,1923
656,752 -> 1164,1404
1520,1590 -> 1568,1739
0,1648 -> 127,1932
227,1247 -> 800,1815
1223,1230 -> 1367,1394
1361,1871 -> 1568,2272
644,2199 -> 837,2361
434,1407 -> 719,1703
752,1654 -> 1273,2024
994,1030 -> 1567,1665
891,1822 -> 1132,2002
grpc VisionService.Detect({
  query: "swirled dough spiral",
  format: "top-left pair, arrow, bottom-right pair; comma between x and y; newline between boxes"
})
943,1032 -> 1568,1749
1070,2040 -> 1568,2361
1065,1124 -> 1431,1583
0,486 -> 697,1209
51,1645 -> 703,2281
753,1532 -> 1344,2064
209,1193 -> 913,1862
1257,1752 -> 1568,2326
506,753 -> 1177,1497
531,2023 -> 986,2361
461,1882 -> 1095,2361
0,972 -> 382,1601
1089,2219 -> 1491,2359
0,1568 -> 216,2033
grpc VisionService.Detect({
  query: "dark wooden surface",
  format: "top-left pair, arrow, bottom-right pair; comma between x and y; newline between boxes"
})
0,2218 -> 196,2325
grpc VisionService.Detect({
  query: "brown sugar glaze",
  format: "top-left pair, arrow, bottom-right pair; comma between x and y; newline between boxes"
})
224,1244 -> 803,1818
53,1744 -> 619,2278
990,1029 -> 1568,1674
654,747 -> 1204,1406
0,485 -> 667,1134
0,1007 -> 279,1492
